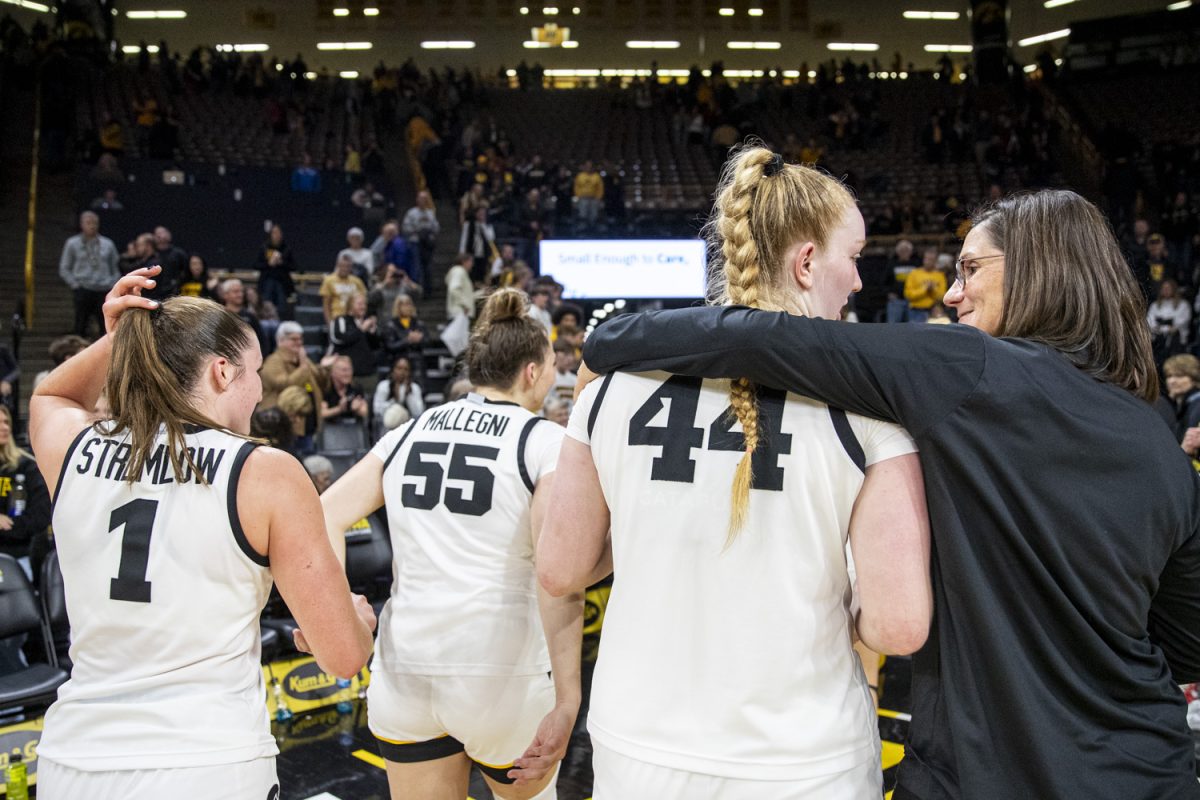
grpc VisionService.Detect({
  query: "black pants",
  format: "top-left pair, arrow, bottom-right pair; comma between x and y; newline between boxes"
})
73,288 -> 107,337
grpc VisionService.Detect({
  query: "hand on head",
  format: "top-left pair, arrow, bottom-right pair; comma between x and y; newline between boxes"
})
104,266 -> 162,335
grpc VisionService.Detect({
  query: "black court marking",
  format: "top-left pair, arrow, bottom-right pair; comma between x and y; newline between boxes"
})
517,416 -> 548,493
587,373 -> 615,438
828,407 -> 866,473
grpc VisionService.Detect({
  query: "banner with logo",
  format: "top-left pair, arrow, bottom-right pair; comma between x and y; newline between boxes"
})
263,657 -> 371,718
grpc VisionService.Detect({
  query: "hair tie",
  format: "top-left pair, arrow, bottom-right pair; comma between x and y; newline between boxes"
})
763,152 -> 785,177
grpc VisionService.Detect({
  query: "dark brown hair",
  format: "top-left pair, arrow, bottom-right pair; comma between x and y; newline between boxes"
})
103,296 -> 256,484
972,190 -> 1158,402
466,288 -> 550,390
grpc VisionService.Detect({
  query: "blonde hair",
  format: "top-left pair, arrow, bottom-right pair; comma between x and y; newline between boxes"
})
277,385 -> 314,417
0,405 -> 32,472
103,296 -> 256,484
706,144 -> 856,542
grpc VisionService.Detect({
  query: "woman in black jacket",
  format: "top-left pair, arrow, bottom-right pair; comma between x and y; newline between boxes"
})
329,292 -> 381,379
255,224 -> 296,316
581,184 -> 1200,800
0,404 -> 51,568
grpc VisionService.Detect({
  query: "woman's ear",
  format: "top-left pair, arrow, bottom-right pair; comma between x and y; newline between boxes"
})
210,357 -> 236,392
791,242 -> 817,290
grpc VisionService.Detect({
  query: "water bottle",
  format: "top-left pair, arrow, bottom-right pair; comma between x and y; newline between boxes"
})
10,473 -> 26,518
335,677 -> 353,714
5,753 -> 29,800
272,677 -> 293,722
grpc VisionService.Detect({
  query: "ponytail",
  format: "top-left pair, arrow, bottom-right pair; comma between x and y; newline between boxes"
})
465,288 -> 550,390
103,297 -> 256,484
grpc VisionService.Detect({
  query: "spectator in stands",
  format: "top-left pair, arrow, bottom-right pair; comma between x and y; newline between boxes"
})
1162,192 -> 1196,277
366,262 -> 416,318
446,252 -> 476,320
1148,279 -> 1191,367
98,114 -> 124,156
303,454 -> 335,494
351,181 -> 385,210
260,321 -> 327,415
219,278 -> 267,353
489,243 -> 518,286
32,335 -> 89,392
401,190 -> 439,294
459,204 -> 496,283
551,338 -> 577,404
1121,217 -> 1153,264
382,293 -> 426,372
338,226 -> 375,284
256,224 -> 296,318
178,254 -> 218,299
344,144 -> 362,180
278,385 -> 318,458
542,395 -> 569,427
551,303 -> 584,342
90,188 -> 124,211
59,210 -> 120,338
291,152 -> 322,193
153,225 -> 188,299
370,221 -> 399,274
904,247 -> 946,324
245,285 -> 279,352
372,356 -> 425,435
322,355 -> 370,425
381,220 -> 420,291
458,182 -> 487,226
0,405 -> 50,571
321,254 -> 369,324
119,232 -> 156,279
1163,354 -> 1200,442
529,285 -> 553,332
883,239 -> 918,323
516,187 -> 549,266
250,406 -> 296,458
330,293 -> 381,379
88,153 -> 125,187
573,160 -> 604,227
1136,234 -> 1181,305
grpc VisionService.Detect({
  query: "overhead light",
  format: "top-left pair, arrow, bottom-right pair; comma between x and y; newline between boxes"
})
1017,28 -> 1069,46
419,40 -> 476,49
1167,0 -> 1191,8
332,7 -> 350,15
275,63 -> 283,71
572,6 -> 581,12
727,40 -> 782,49
363,6 -> 380,14
543,5 -> 559,13
0,0 -> 51,11
520,6 -> 529,13
902,10 -> 961,19
827,42 -> 880,51
122,44 -> 160,53
125,9 -> 187,18
339,70 -> 359,78
627,40 -> 681,48
545,68 -> 600,76
1042,0 -> 1076,7
215,43 -> 270,52
317,41 -> 374,50
1023,63 -> 1038,73
748,7 -> 763,15
924,44 -> 973,52
719,7 -> 734,15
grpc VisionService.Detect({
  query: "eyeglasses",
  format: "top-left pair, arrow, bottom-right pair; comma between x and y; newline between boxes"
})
953,254 -> 1005,288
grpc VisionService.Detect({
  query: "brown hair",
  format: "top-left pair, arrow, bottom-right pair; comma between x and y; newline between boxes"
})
466,288 -> 550,390
103,296 -> 256,484
706,143 -> 855,542
48,335 -> 90,366
972,190 -> 1158,402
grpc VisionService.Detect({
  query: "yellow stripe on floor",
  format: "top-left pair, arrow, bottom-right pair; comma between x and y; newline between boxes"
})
352,749 -> 386,769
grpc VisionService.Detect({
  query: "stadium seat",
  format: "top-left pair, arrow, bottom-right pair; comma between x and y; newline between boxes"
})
0,554 -> 69,712
39,551 -> 71,671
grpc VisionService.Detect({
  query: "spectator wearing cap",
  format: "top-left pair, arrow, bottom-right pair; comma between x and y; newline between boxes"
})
338,227 -> 375,285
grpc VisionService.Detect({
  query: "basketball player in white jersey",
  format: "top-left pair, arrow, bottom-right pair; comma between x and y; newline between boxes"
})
321,288 -> 591,800
29,267 -> 377,800
534,148 -> 933,798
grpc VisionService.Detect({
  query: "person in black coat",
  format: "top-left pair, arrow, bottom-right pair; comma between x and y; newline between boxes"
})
0,405 -> 50,566
1163,354 -> 1200,441
255,224 -> 296,316
581,179 -> 1200,800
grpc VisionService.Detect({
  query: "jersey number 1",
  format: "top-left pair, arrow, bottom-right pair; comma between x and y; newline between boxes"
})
109,498 -> 158,603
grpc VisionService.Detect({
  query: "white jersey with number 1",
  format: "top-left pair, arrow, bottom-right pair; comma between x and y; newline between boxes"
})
40,426 -> 275,772
568,371 -> 917,781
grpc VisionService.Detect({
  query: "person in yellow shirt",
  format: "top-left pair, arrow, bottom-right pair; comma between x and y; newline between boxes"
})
903,247 -> 946,323
573,161 -> 605,227
320,254 -> 368,323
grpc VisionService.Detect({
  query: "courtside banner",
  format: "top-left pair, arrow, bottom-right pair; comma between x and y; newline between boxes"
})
0,717 -> 42,790
263,657 -> 371,717
539,239 -> 706,299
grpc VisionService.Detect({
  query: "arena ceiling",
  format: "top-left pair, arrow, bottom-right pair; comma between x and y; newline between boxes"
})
2,0 -> 1182,71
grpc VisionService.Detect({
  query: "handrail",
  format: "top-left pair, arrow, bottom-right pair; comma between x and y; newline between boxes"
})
23,67 -> 41,327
